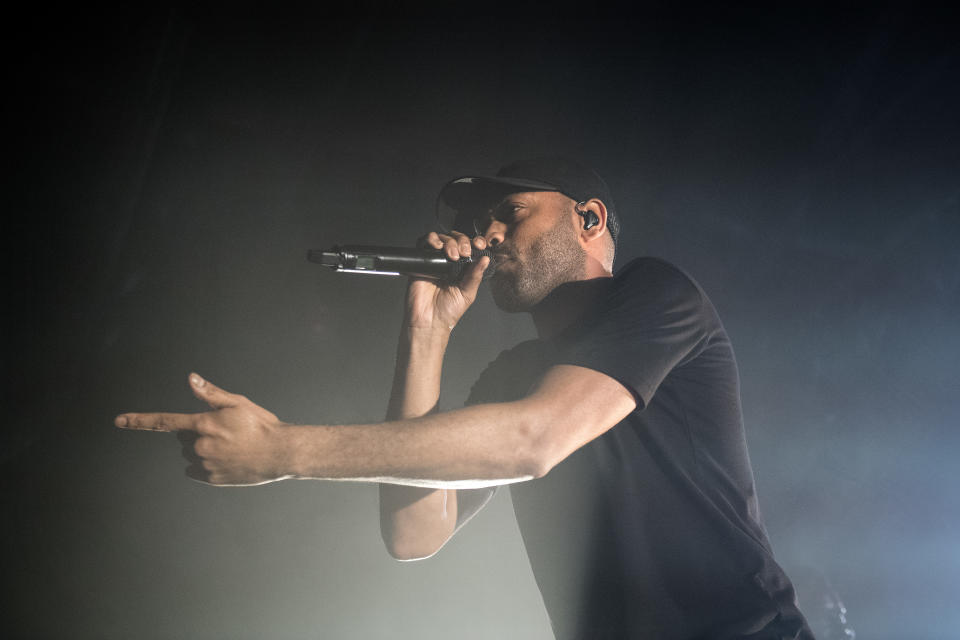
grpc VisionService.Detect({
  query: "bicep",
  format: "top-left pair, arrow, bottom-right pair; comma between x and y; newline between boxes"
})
412,365 -> 631,536
522,364 -> 638,473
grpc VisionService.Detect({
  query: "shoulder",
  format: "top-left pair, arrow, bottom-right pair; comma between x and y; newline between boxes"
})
554,258 -> 722,408
605,257 -> 709,317
614,257 -> 703,299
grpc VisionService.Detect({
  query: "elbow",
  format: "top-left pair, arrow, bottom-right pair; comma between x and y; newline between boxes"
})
379,521 -> 447,561
381,533 -> 444,562
515,446 -> 553,480
378,487 -> 456,562
513,414 -> 561,480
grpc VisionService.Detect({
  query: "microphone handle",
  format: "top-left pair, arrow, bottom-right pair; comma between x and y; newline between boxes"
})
308,245 -> 495,281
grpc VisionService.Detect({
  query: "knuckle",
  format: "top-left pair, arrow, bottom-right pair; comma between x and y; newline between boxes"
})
195,414 -> 214,435
417,232 -> 443,249
193,437 -> 211,457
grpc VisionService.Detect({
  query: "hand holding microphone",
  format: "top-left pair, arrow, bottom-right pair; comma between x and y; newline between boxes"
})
308,238 -> 496,282
309,231 -> 494,332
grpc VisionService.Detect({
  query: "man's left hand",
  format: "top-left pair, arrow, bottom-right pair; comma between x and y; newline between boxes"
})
115,373 -> 293,486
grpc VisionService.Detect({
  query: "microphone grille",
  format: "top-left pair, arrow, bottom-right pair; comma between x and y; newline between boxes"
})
451,247 -> 497,281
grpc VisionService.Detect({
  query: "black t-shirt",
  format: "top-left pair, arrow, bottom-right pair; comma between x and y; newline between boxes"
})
467,258 -> 813,640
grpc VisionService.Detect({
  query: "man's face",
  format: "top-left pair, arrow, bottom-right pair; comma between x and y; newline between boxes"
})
476,191 -> 587,312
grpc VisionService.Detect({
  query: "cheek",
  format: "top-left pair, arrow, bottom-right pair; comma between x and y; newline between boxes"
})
508,225 -> 536,253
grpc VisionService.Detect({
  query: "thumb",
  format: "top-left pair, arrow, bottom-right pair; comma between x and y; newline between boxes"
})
458,255 -> 489,301
189,373 -> 243,410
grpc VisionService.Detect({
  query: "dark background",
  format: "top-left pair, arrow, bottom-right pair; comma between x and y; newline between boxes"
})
4,5 -> 958,638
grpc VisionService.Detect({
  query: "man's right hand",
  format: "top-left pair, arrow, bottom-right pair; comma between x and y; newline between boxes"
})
404,231 -> 490,332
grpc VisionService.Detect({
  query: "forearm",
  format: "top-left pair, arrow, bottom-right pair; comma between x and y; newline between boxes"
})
380,325 -> 459,557
288,400 -> 539,486
375,237 -> 491,556
385,325 -> 449,418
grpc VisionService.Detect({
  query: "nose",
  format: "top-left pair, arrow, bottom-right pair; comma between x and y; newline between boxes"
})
482,220 -> 506,248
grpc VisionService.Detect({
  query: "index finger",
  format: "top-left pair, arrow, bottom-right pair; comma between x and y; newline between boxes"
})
115,412 -> 198,432
417,231 -> 443,250
418,230 -> 469,246
418,231 -> 470,261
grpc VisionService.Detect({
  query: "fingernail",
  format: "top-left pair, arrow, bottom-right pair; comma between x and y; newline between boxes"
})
115,415 -> 128,428
191,374 -> 205,388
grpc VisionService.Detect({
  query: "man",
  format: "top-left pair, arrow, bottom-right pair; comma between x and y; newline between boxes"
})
117,157 -> 813,638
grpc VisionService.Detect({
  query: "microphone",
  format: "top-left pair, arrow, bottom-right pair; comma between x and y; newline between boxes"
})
307,244 -> 496,281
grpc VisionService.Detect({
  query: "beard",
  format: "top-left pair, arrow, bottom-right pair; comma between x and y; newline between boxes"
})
490,215 -> 586,312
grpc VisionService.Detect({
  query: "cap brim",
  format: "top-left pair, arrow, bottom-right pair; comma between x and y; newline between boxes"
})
439,175 -> 560,210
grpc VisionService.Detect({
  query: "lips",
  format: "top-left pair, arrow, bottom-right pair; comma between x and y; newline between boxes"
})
492,255 -> 515,273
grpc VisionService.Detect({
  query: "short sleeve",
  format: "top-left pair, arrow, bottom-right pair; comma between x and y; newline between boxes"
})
555,258 -> 714,409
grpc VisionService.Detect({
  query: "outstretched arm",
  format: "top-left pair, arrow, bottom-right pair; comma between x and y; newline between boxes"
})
115,363 -> 635,487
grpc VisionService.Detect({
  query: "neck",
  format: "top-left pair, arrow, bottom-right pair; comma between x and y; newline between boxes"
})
530,274 -> 613,339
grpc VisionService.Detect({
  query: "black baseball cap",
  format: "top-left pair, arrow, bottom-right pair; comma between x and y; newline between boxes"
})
438,156 -> 620,242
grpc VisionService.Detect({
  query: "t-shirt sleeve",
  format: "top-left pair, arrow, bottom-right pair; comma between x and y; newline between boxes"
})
555,258 -> 714,409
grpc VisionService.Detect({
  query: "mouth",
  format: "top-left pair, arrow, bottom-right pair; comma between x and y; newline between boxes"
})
490,255 -> 517,281
491,255 -> 515,273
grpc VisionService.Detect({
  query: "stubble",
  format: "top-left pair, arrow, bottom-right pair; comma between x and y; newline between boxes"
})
490,213 -> 586,312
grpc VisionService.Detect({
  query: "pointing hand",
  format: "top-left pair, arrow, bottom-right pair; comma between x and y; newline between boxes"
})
115,374 -> 293,486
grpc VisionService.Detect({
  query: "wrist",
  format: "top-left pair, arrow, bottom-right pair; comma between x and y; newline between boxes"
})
280,424 -> 311,479
399,324 -> 452,350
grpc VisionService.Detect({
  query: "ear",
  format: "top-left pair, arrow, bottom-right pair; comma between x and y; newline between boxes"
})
577,198 -> 609,246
